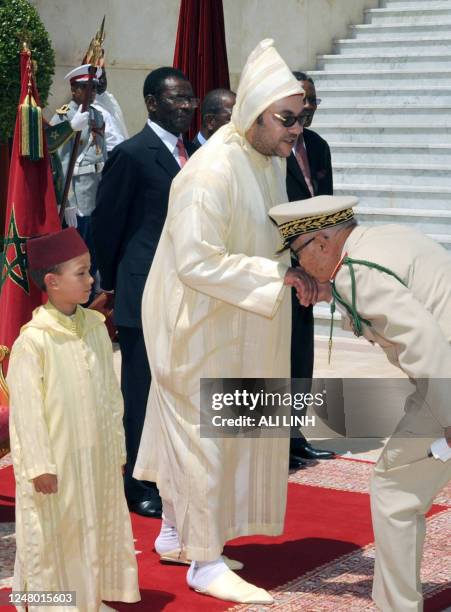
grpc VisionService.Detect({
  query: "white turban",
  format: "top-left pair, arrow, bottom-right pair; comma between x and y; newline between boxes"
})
230,39 -> 304,136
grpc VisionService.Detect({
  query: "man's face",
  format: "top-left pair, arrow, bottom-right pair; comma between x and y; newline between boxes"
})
71,83 -> 97,106
206,93 -> 236,135
300,80 -> 317,129
146,76 -> 196,135
246,94 -> 304,157
290,231 -> 339,283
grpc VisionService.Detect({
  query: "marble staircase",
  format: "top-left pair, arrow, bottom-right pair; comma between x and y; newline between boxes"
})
309,0 -> 451,335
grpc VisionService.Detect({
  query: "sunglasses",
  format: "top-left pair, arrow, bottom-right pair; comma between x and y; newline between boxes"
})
272,112 -> 310,128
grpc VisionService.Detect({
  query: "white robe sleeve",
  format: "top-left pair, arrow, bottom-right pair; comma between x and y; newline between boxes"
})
99,327 -> 126,466
336,265 -> 451,427
7,336 -> 57,480
168,185 -> 288,319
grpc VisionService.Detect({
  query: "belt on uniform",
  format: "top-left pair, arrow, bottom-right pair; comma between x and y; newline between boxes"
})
73,162 -> 104,176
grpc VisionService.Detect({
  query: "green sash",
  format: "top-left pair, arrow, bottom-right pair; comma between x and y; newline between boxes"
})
328,256 -> 407,362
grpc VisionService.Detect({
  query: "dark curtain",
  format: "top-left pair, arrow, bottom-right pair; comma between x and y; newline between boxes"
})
173,0 -> 230,139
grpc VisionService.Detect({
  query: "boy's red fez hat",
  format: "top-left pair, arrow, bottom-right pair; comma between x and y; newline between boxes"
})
27,228 -> 88,270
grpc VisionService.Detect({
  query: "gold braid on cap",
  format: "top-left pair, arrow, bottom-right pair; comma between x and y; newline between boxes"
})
278,207 -> 354,250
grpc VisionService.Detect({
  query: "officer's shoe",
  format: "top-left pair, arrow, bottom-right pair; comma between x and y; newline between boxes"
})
128,489 -> 162,518
291,439 -> 335,460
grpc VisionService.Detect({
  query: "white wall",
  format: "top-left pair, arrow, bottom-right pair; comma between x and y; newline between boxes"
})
32,0 -> 379,136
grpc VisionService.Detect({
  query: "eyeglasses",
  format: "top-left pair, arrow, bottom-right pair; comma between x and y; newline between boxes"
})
305,97 -> 322,106
272,112 -> 310,128
160,95 -> 200,108
290,236 -> 316,258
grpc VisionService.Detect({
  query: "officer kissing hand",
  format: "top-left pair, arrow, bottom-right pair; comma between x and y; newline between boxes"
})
284,266 -> 319,306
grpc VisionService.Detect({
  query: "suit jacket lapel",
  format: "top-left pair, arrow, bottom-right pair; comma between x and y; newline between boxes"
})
185,137 -> 197,156
303,130 -> 319,195
287,152 -> 312,198
142,124 -> 181,178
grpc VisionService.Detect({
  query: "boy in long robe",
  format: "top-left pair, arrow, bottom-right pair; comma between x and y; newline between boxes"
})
8,228 -> 140,611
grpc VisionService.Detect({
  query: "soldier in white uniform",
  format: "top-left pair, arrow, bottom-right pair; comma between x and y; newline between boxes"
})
50,65 -> 106,285
269,195 -> 451,612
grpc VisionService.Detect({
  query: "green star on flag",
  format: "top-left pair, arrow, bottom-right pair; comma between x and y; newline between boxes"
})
0,206 -> 29,294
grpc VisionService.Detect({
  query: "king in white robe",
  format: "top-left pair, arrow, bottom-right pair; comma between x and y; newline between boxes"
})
134,40 -> 304,561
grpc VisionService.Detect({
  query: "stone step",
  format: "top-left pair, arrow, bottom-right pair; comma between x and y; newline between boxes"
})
317,105 -> 451,125
329,142 -> 451,165
333,162 -> 451,187
365,7 -> 451,25
318,52 -> 451,71
316,85 -> 451,106
309,69 -> 451,88
355,206 -> 451,234
350,22 -> 451,39
313,124 -> 451,144
334,184 -> 451,211
382,0 -> 451,9
427,233 -> 451,249
335,36 -> 451,55
314,305 -> 349,340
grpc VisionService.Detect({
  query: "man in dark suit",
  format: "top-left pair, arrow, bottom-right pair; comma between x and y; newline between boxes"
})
92,67 -> 197,517
287,71 -> 335,468
191,88 -> 236,151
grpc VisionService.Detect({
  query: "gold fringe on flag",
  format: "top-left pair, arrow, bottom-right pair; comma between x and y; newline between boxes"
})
19,92 -> 44,161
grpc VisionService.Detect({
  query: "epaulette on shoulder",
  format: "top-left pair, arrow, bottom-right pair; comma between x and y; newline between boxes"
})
56,103 -> 71,115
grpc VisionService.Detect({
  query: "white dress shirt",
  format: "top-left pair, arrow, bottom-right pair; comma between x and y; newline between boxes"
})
147,119 -> 184,167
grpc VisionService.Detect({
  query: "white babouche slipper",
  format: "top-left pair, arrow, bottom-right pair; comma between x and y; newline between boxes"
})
191,569 -> 274,604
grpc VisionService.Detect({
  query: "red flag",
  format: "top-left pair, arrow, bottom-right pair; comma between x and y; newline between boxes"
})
0,49 -> 61,368
173,0 -> 230,139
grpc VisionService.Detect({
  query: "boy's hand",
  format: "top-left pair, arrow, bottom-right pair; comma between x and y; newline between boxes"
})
33,473 -> 58,494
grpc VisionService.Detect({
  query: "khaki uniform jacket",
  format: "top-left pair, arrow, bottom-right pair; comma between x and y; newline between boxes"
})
335,224 -> 451,429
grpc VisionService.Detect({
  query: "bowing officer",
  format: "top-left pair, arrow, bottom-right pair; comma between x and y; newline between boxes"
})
270,195 -> 451,612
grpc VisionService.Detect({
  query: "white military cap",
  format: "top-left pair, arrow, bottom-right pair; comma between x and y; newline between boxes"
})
64,64 -> 102,84
269,195 -> 358,251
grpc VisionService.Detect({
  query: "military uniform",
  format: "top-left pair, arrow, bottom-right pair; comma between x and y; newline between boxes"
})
50,87 -> 106,285
333,224 -> 451,612
269,196 -> 451,612
50,100 -> 106,217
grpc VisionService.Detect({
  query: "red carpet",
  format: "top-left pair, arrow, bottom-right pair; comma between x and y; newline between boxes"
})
0,459 -> 449,611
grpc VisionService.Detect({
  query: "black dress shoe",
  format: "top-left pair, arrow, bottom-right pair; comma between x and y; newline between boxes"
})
128,497 -> 162,518
291,441 -> 335,460
289,454 -> 307,470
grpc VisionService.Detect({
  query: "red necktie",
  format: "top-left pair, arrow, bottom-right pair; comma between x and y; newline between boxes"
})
176,137 -> 188,168
295,136 -> 314,196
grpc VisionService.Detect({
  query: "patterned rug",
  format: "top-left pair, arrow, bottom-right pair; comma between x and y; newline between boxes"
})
0,454 -> 449,611
228,511 -> 450,612
227,458 -> 451,612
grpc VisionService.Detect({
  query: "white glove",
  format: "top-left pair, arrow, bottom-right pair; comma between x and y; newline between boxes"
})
64,206 -> 78,228
429,437 -> 451,462
70,105 -> 90,131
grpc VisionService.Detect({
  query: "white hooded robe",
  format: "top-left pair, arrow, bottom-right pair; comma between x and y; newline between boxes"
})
134,39 -> 304,561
